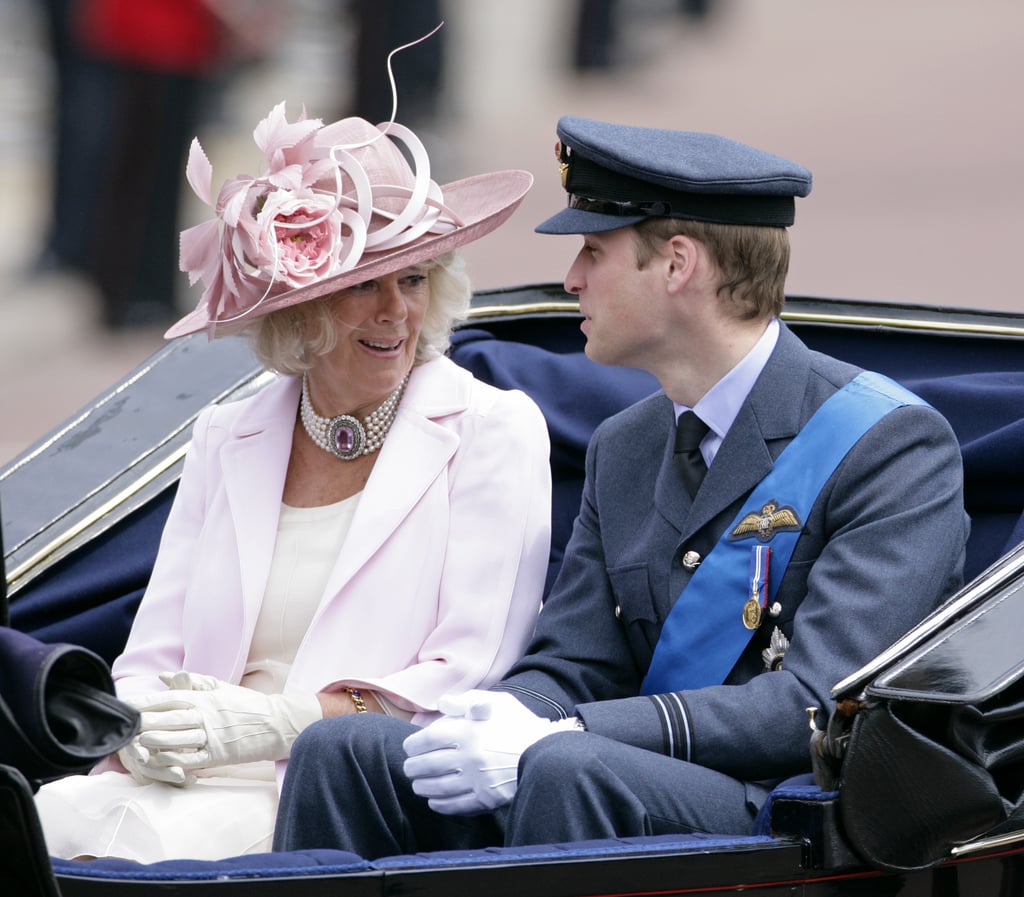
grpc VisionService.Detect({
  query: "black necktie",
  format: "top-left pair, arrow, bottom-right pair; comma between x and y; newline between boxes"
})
674,411 -> 709,498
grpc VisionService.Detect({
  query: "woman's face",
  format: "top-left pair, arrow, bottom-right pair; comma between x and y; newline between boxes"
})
316,265 -> 431,412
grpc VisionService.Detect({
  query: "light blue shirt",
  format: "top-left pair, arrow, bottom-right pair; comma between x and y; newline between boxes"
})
673,318 -> 780,468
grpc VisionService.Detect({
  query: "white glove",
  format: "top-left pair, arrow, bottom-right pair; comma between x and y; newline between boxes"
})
120,671 -> 322,772
117,737 -> 195,787
402,690 -> 582,815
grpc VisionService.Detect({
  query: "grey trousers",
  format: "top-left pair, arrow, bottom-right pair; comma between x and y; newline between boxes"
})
273,714 -> 767,859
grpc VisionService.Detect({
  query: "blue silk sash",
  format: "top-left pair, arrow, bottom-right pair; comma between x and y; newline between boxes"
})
641,371 -> 927,695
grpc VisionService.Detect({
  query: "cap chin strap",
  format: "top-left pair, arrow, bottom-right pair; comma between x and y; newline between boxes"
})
569,194 -> 673,218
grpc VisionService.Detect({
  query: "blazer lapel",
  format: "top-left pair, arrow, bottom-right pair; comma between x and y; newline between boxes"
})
316,358 -> 466,606
220,376 -> 297,625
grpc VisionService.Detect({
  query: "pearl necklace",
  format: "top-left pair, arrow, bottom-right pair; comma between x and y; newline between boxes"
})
300,372 -> 409,460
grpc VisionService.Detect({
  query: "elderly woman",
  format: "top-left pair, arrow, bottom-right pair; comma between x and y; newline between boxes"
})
34,104 -> 550,862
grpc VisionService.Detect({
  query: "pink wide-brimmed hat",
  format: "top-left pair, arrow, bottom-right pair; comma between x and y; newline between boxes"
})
167,103 -> 532,339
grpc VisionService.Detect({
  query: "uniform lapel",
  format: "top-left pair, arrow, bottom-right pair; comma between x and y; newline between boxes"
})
677,324 -> 814,541
653,408 -> 692,532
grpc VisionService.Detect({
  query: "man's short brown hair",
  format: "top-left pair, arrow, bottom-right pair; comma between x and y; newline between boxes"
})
632,218 -> 789,320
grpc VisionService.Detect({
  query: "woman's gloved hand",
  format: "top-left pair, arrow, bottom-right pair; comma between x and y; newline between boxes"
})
119,671 -> 322,775
118,737 -> 195,787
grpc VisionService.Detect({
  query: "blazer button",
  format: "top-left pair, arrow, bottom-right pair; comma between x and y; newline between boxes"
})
614,605 -> 622,619
681,550 -> 702,571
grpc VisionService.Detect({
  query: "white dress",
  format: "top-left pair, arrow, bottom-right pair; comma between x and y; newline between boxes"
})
36,496 -> 366,862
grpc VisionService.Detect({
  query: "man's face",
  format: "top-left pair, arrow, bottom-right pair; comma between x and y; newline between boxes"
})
563,227 -> 666,369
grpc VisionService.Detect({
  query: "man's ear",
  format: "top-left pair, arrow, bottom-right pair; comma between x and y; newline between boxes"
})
664,234 -> 699,293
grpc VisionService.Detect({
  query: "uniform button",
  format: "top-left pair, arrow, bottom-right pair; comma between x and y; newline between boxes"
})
681,550 -> 702,570
614,605 -> 622,619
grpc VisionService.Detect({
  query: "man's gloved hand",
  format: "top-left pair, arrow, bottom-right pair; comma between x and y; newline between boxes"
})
118,737 -> 196,787
402,690 -> 582,816
119,671 -> 322,773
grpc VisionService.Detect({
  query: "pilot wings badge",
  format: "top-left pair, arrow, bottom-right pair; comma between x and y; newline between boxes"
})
728,499 -> 802,542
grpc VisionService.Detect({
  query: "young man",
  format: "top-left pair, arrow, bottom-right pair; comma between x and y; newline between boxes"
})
273,117 -> 969,855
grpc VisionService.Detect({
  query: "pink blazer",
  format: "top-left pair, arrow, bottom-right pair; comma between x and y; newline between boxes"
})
110,356 -> 552,725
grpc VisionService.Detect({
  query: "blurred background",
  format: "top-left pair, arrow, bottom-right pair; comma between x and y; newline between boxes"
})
1,0 -> 1021,463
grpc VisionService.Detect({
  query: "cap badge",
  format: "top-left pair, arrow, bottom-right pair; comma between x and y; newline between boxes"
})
729,500 -> 802,543
554,141 -> 570,188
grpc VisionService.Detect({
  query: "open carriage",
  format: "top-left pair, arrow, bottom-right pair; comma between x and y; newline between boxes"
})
3,284 -> 1024,895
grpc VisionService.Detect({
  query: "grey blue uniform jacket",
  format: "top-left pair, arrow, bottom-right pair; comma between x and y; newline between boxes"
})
497,323 -> 969,783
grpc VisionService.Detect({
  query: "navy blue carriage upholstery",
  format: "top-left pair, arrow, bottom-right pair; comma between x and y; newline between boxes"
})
46,833 -> 782,888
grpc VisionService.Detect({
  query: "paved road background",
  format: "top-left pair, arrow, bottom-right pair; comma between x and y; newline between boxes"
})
1,0 -> 1021,464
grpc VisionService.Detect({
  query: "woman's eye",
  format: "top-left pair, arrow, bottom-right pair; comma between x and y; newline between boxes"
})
402,274 -> 428,288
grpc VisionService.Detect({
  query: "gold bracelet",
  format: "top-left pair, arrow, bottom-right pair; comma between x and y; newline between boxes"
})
346,688 -> 368,713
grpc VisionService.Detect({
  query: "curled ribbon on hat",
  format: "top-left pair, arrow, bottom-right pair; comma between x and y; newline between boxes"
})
178,24 -> 460,333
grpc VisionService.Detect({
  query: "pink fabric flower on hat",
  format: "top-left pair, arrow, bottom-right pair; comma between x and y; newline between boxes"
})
244,188 -> 346,286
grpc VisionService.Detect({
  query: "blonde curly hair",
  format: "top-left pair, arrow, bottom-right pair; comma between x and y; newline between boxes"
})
246,251 -> 471,376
